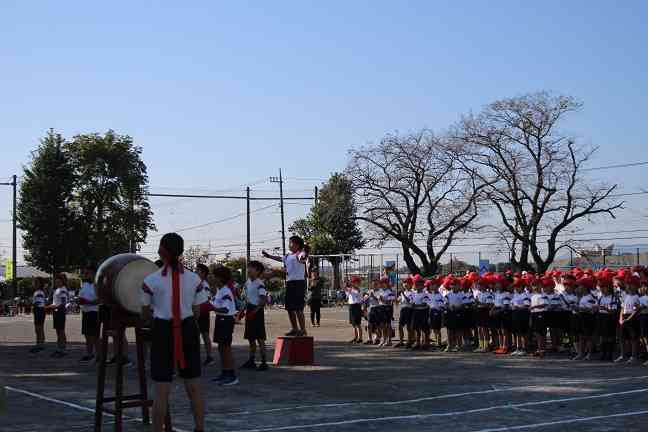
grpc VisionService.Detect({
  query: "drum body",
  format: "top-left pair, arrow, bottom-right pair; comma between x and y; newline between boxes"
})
96,254 -> 158,315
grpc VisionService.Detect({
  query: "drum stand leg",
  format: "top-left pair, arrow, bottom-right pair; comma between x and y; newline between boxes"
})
135,327 -> 150,425
94,325 -> 110,431
114,327 -> 125,432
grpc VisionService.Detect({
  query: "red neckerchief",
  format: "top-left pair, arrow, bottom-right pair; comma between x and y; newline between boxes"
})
162,263 -> 186,370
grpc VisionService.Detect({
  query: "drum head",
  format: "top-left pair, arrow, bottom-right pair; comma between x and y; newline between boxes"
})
113,259 -> 159,314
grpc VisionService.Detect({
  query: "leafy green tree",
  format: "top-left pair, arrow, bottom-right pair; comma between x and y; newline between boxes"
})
290,173 -> 365,289
66,131 -> 155,263
17,130 -> 81,273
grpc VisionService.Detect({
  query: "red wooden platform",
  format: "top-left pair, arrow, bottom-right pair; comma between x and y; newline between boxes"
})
273,336 -> 314,365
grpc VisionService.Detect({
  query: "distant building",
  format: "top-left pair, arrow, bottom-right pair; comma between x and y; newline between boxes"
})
578,244 -> 614,258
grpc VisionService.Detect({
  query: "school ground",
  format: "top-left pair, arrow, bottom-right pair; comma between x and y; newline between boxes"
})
1,307 -> 647,432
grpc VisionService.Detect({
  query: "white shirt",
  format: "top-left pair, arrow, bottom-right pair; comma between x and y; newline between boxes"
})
530,293 -> 548,313
32,290 -> 46,308
413,291 -> 429,306
283,252 -> 306,281
639,295 -> 648,313
52,287 -> 69,308
427,292 -> 446,310
562,293 -> 579,313
597,295 -> 618,314
554,282 -> 566,295
347,288 -> 362,305
212,286 -> 236,316
579,294 -> 598,312
141,267 -> 206,320
477,291 -> 494,306
244,278 -> 267,306
399,290 -> 414,308
381,288 -> 395,303
79,282 -> 99,313
494,292 -> 512,309
512,292 -> 531,309
622,294 -> 640,315
446,292 -> 464,309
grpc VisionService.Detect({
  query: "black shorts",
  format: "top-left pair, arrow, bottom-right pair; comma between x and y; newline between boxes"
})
285,280 -> 306,312
596,313 -> 617,339
500,310 -> 512,331
399,307 -> 413,327
444,310 -> 460,330
150,317 -> 201,382
429,309 -> 443,331
412,308 -> 430,331
213,315 -> 235,346
511,310 -> 530,335
349,304 -> 363,326
576,313 -> 596,337
640,314 -> 648,338
622,315 -> 640,340
244,307 -> 266,341
531,313 -> 547,335
559,311 -> 572,334
33,306 -> 45,326
463,309 -> 474,329
475,308 -> 490,327
377,305 -> 391,325
81,311 -> 99,337
198,311 -> 210,334
53,309 -> 66,330
368,307 -> 381,326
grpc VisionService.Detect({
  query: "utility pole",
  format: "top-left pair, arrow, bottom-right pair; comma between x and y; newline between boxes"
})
314,186 -> 319,205
246,187 -> 251,265
1,175 -> 17,297
270,169 -> 286,256
11,175 -> 17,297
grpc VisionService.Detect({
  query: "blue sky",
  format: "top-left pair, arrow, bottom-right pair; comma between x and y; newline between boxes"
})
1,1 -> 647,264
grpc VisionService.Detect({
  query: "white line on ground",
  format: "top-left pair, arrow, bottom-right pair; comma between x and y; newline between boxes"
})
5,386 -> 192,432
225,387 -> 648,432
471,409 -> 648,431
229,375 -> 648,415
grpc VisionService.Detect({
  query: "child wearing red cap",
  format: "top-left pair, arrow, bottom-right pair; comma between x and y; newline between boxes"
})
511,278 -> 531,356
596,276 -> 618,361
530,278 -> 550,357
378,278 -> 396,347
410,276 -> 430,350
444,276 -> 463,352
346,276 -> 364,343
573,277 -> 597,361
475,276 -> 494,353
638,282 -> 648,367
395,277 -> 415,348
616,277 -> 640,364
426,278 -> 446,350
491,275 -> 513,355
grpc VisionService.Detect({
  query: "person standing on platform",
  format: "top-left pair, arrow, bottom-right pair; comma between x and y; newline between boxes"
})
29,278 -> 47,353
262,235 -> 309,336
309,270 -> 323,327
141,233 -> 207,432
79,265 -> 100,362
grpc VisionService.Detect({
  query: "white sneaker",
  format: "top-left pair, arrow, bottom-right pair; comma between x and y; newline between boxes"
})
627,357 -> 638,365
614,356 -> 626,363
583,354 -> 591,361
518,350 -> 526,356
572,354 -> 583,361
643,360 -> 648,367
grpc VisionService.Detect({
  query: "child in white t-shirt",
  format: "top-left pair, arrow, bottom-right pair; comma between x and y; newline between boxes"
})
209,266 -> 239,386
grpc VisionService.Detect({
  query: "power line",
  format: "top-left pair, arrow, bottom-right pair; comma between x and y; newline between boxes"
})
582,161 -> 648,171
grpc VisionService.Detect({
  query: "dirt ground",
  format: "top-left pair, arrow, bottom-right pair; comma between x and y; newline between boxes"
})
2,307 -> 648,432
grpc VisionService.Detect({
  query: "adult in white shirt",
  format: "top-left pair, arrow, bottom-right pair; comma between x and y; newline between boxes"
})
346,276 -> 364,343
141,233 -> 206,432
30,277 -> 47,353
79,265 -> 100,362
263,235 -> 308,337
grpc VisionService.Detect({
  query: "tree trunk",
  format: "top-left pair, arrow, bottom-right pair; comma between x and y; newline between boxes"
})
331,258 -> 341,291
422,259 -> 439,277
402,247 -> 420,275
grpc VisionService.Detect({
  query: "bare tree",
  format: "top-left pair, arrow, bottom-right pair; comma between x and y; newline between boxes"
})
453,92 -> 623,273
347,130 -> 486,275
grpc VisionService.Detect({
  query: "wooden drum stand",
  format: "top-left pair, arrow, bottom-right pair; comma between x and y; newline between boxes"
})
94,305 -> 172,431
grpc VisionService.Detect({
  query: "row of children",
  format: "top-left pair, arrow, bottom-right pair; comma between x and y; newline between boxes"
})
345,267 -> 648,365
